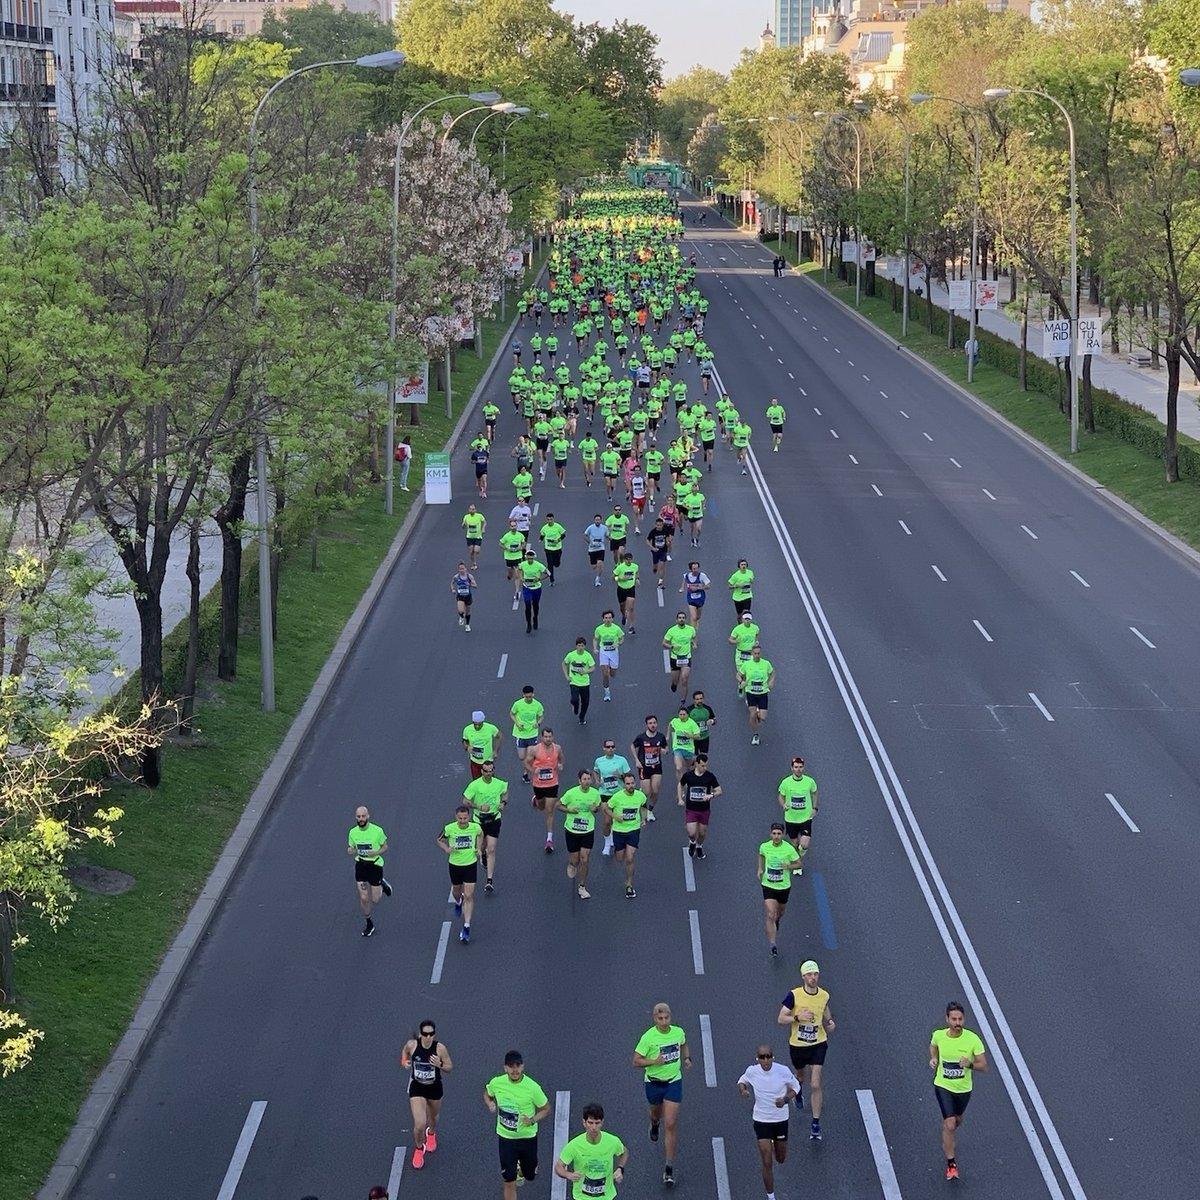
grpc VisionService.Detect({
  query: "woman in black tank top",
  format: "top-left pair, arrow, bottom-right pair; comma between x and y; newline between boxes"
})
401,1022 -> 453,1170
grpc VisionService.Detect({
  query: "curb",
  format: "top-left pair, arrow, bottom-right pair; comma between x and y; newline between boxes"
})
793,271 -> 1200,577
36,283 -> 536,1200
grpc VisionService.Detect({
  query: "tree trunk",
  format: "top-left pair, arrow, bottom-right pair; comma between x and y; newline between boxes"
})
179,517 -> 202,734
1088,272 -> 1100,306
1082,353 -> 1095,434
1164,343 -> 1180,483
1150,301 -> 1161,369
0,893 -> 15,1006
1018,291 -> 1029,391
408,402 -> 422,427
366,409 -> 380,483
215,450 -> 250,682
924,268 -> 934,333
271,482 -> 285,642
1109,303 -> 1120,355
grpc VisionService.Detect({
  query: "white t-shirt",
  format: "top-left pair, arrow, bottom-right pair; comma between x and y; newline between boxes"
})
510,505 -> 532,531
585,523 -> 609,552
737,1062 -> 795,1122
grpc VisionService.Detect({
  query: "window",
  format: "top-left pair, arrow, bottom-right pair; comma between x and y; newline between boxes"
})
231,19 -> 244,35
201,20 -> 215,32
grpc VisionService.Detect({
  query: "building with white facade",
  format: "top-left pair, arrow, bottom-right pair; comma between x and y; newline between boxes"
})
47,0 -> 115,137
0,0 -> 56,132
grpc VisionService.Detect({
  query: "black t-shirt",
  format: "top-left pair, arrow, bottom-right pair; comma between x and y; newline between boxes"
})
679,769 -> 719,811
632,732 -> 667,770
646,528 -> 668,552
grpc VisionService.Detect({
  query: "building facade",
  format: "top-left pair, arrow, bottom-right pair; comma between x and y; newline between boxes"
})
773,0 -> 815,48
0,0 -> 56,131
47,0 -> 116,136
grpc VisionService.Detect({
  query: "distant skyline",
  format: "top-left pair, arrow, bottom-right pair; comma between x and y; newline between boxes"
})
560,0 -> 765,78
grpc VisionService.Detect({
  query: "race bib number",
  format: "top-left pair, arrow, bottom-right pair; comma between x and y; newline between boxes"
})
644,749 -> 660,767
675,655 -> 690,667
414,1063 -> 436,1082
661,1043 -> 680,1063
355,842 -> 374,855
621,807 -> 639,822
798,1024 -> 818,1043
582,1177 -> 606,1197
942,1063 -> 965,1080
570,816 -> 590,832
688,787 -> 706,805
537,768 -> 554,782
766,867 -> 784,883
453,835 -> 472,850
499,1108 -> 520,1131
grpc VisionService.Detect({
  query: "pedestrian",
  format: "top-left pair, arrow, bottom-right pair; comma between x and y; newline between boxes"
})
758,822 -> 800,958
396,436 -> 413,491
687,689 -> 716,759
728,558 -> 754,616
470,438 -> 490,497
930,1002 -> 988,1180
450,562 -> 477,632
632,1002 -> 690,1186
539,512 -> 567,585
777,756 -> 818,876
462,504 -> 486,569
681,561 -> 710,628
605,773 -> 647,897
485,1050 -> 551,1200
510,686 -> 544,783
594,739 -> 632,856
555,1102 -> 629,1199
964,335 -> 980,371
563,637 -> 596,726
593,609 -> 624,701
662,612 -> 698,698
613,551 -> 638,632
777,960 -> 835,1140
529,727 -> 565,853
519,548 -> 548,633
678,753 -> 720,859
737,1044 -> 797,1200
347,806 -> 390,938
737,644 -> 775,746
558,769 -> 601,900
463,760 -> 507,894
584,512 -> 609,587
401,1021 -> 453,1170
461,710 -> 502,779
631,714 -> 667,815
437,804 -> 482,944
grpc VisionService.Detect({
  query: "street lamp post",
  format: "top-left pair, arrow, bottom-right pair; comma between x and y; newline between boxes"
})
443,100 -> 518,144
984,86 -> 1078,450
248,49 -> 405,710
386,89 -> 500,515
912,94 -> 981,374
470,105 -> 529,153
815,110 -> 863,306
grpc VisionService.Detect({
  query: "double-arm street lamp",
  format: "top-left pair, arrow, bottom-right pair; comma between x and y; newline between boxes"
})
248,48 -> 406,710
984,86 -> 1078,450
912,94 -> 982,376
470,105 -> 530,153
815,109 -> 864,306
443,100 -> 519,144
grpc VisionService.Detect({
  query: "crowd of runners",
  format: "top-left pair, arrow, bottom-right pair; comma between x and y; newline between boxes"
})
343,186 -> 987,1200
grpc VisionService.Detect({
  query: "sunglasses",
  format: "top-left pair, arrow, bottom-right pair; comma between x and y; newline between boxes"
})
420,1030 -> 436,1037
757,1053 -> 773,1059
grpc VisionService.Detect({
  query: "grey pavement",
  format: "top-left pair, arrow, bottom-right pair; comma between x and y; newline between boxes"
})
873,256 -> 1200,441
60,205 -> 1200,1200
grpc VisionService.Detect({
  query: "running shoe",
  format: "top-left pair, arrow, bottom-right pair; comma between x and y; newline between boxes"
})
649,1121 -> 660,1142
412,1146 -> 425,1170
484,880 -> 494,894
796,1087 -> 804,1110
625,885 -> 637,899
647,810 -> 656,822
751,733 -> 760,746
810,1119 -> 821,1141
577,885 -> 591,899
946,1163 -> 959,1181
694,847 -> 705,860
770,945 -> 779,959
688,841 -> 696,857
459,927 -> 470,944
425,1130 -> 437,1152
663,1165 -> 675,1186
544,839 -> 554,854
362,919 -> 375,938
381,878 -> 392,897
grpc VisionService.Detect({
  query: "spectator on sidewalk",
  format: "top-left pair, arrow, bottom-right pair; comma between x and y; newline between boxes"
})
396,436 -> 413,491
964,337 -> 980,372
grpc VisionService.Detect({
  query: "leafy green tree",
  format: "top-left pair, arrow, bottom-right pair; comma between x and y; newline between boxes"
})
260,1 -> 396,67
659,66 -> 727,162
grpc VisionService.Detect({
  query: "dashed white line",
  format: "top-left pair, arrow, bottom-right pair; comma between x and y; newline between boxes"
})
799,387 -> 808,396
848,454 -> 859,465
682,846 -> 696,892
550,1091 -> 572,1200
1129,626 -> 1156,649
922,432 -> 933,442
973,620 -> 994,643
834,347 -> 841,354
1021,525 -> 1039,540
689,909 -> 705,974
1069,570 -> 1091,588
1104,792 -> 1141,834
699,1014 -> 718,1087
662,649 -> 672,674
931,565 -> 947,581
823,335 -> 829,342
712,1138 -> 732,1200
430,921 -> 452,984
831,429 -> 840,439
532,502 -> 539,516
857,1090 -> 904,1200
870,483 -> 882,496
497,653 -> 508,678
656,586 -> 665,607
217,1102 -> 268,1200
848,359 -> 855,365
1028,692 -> 1055,722
982,488 -> 997,501
777,358 -> 784,364
813,406 -> 821,416
899,410 -> 909,419
880,390 -> 889,398
787,371 -> 795,380
387,1146 -> 406,1199
899,520 -> 912,536
950,457 -> 963,469
863,374 -> 871,381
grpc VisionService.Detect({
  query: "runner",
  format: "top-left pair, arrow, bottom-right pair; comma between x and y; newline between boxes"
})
593,609 -> 624,702
347,806 -> 390,937
777,757 -> 818,876
777,959 -> 835,1140
613,551 -> 639,633
539,512 -> 567,585
500,518 -> 527,598
729,612 -> 760,692
682,486 -> 704,548
558,769 -> 602,900
738,645 -> 775,746
681,561 -> 710,628
728,558 -> 755,617
579,430 -> 599,486
736,1045 -> 797,1200
519,548 -> 549,634
732,416 -> 752,474
645,518 -> 669,588
530,728 -> 565,853
687,690 -> 716,759
678,753 -> 721,859
584,512 -> 609,587
485,1050 -> 551,1200
662,612 -> 698,697
551,433 -> 571,488
605,773 -> 647,897
593,739 -> 632,856
658,493 -> 678,560
563,636 -> 596,726
668,704 -> 701,784
510,498 -> 533,540
758,823 -> 801,957
600,442 -> 622,498
463,760 -> 507,893
449,561 -> 477,632
644,440 -> 665,505
437,805 -> 482,944
482,399 -> 501,443
462,710 -> 502,779
554,1103 -> 628,1199
605,504 -> 630,558
930,1002 -> 988,1180
471,438 -> 490,497
766,398 -> 787,452
510,685 -> 544,783
462,504 -> 486,569
402,1022 -> 454,1170
632,1002 -> 690,1185
630,713 -> 668,814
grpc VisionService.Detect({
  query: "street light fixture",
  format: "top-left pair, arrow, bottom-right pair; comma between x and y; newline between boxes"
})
815,110 -> 863,306
912,93 -> 983,375
443,101 -> 518,143
248,48 -> 405,711
470,105 -> 530,153
984,85 -> 1079,451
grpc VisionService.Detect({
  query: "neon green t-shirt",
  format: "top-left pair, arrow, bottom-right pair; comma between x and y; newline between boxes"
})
593,621 -> 623,652
635,1023 -> 688,1082
511,697 -> 544,739
740,658 -> 774,694
563,649 -> 596,686
500,530 -> 526,561
767,404 -> 786,425
732,422 -> 752,448
462,721 -> 499,763
520,558 -> 549,589
759,839 -> 801,888
559,1130 -> 627,1200
540,521 -> 566,552
663,623 -> 697,660
462,512 -> 485,538
728,568 -> 754,601
730,622 -> 760,658
778,774 -> 817,823
560,785 -> 602,835
931,1027 -> 986,1093
443,820 -> 481,866
464,775 -> 507,816
600,449 -> 622,475
605,513 -> 630,541
613,560 -> 638,589
607,787 -> 646,833
579,437 -> 599,462
348,822 -> 386,865
487,1072 -> 549,1139
669,715 -> 701,753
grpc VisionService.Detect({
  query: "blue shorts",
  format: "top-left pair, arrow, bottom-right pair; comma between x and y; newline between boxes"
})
516,737 -> 538,750
612,829 -> 641,852
645,1077 -> 683,1105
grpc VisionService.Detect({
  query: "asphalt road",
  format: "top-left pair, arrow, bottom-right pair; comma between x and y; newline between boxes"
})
68,203 -> 1200,1200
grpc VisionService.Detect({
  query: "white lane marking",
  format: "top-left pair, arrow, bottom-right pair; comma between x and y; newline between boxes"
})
216,1102 -> 268,1200
497,653 -> 508,678
1130,626 -> 1156,648
430,921 -> 452,984
932,565 -> 947,581
759,334 -> 765,340
751,322 -> 757,328
689,909 -> 705,974
880,390 -> 889,398
712,1137 -> 732,1200
831,429 -> 840,440
387,1146 -> 406,1198
511,595 -> 520,611
1070,570 -> 1091,588
922,431 -> 933,442
857,1090 -> 904,1200
982,488 -> 998,500
532,502 -> 539,516
863,374 -> 871,381
788,371 -> 795,379
1029,692 -> 1055,722
1104,792 -> 1141,834
777,358 -> 784,364
848,359 -> 855,365
823,335 -> 829,342
1021,525 -> 1039,540
848,454 -> 859,465
683,847 -> 696,891
899,409 -> 909,419
950,457 -> 963,469
768,345 -> 775,351
813,406 -> 821,416
870,483 -> 882,496
657,586 -> 665,607
834,346 -> 841,354
973,619 -> 993,642
662,649 -> 671,674
550,1091 -> 572,1200
799,387 -> 807,396
899,520 -> 912,536
699,1014 -> 718,1087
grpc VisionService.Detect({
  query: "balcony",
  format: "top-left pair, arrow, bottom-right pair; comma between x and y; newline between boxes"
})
2,21 -> 55,44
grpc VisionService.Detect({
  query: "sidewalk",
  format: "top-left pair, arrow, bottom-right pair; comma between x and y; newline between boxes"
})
873,258 -> 1200,443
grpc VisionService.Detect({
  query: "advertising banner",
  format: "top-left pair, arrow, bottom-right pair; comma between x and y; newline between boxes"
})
1077,317 -> 1103,356
424,452 -> 451,504
974,279 -> 1000,310
948,279 -> 971,309
1042,319 -> 1071,358
399,362 -> 429,405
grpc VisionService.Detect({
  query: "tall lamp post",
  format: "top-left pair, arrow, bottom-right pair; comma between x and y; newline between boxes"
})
248,48 -> 405,710
984,85 -> 1078,449
444,100 -> 518,144
386,89 -> 501,515
470,105 -> 530,153
912,94 -> 981,374
815,110 -> 863,306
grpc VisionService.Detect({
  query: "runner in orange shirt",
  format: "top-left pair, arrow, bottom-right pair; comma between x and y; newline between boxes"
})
530,728 -> 565,854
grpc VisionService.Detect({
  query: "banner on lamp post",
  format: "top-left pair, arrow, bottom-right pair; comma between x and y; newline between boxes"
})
1077,316 -> 1103,356
947,279 -> 971,309
974,279 -> 1000,310
399,363 -> 429,405
841,241 -> 856,261
1042,319 -> 1071,358
424,452 -> 452,505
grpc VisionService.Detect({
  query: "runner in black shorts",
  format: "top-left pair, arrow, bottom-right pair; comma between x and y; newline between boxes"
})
402,1021 -> 454,1170
631,714 -> 667,813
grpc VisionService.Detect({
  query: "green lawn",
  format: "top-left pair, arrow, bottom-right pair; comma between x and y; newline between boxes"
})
0,272 -> 535,1199
799,263 -> 1200,552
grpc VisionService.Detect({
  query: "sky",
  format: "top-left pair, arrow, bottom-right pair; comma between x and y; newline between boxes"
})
560,0 -> 764,79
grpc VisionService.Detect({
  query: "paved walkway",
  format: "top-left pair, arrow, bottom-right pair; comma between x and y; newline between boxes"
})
873,258 -> 1200,443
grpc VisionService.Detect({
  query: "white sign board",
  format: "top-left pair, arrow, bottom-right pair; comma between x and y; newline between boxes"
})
786,215 -> 801,233
1077,317 -> 1103,357
504,248 -> 523,277
860,241 -> 877,264
841,241 -> 856,262
948,279 -> 971,309
1042,319 -> 1071,358
399,362 -> 429,405
424,452 -> 452,505
975,279 -> 1000,310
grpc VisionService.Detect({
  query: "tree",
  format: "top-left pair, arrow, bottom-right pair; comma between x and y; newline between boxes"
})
259,1 -> 396,67
572,20 -> 664,139
658,67 -> 727,163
